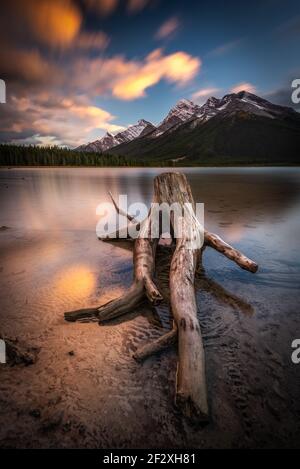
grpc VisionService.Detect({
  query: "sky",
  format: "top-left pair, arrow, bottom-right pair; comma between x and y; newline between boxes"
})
0,0 -> 300,147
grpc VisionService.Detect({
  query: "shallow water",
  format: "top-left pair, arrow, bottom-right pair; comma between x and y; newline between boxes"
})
0,167 -> 299,448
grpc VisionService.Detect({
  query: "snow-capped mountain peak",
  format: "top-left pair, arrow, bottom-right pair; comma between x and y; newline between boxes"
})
76,119 -> 154,152
118,119 -> 153,142
137,119 -> 151,126
150,98 -> 202,137
205,96 -> 220,106
165,98 -> 201,121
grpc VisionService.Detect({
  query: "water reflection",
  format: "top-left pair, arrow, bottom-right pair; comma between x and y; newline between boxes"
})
1,166 -> 299,308
54,265 -> 96,299
155,245 -> 255,327
1,167 -> 299,236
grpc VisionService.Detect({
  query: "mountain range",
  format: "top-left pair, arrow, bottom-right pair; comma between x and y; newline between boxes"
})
76,119 -> 155,153
77,91 -> 300,165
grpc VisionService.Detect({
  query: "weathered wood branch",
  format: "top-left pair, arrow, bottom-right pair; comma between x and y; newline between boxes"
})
108,190 -> 136,222
204,230 -> 258,273
64,307 -> 100,322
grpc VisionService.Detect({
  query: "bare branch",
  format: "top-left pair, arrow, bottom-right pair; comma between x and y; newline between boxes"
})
109,190 -> 137,222
204,230 -> 258,273
133,324 -> 177,362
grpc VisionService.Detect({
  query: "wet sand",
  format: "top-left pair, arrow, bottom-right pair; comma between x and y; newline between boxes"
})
0,167 -> 300,448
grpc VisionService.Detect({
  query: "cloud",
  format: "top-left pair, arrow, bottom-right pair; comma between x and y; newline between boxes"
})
208,38 -> 242,56
66,48 -> 200,100
277,15 -> 300,38
0,1 -> 109,52
264,73 -> 300,110
75,31 -> 110,51
68,55 -> 138,97
84,0 -> 152,15
84,0 -> 152,16
9,134 -> 65,147
0,47 -> 62,86
110,49 -> 200,100
0,93 -> 126,147
127,0 -> 150,13
230,82 -> 257,94
264,87 -> 293,107
22,0 -> 82,47
191,87 -> 221,103
84,0 -> 118,16
155,17 -> 180,40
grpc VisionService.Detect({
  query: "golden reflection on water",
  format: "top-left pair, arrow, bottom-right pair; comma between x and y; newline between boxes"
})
54,265 -> 96,299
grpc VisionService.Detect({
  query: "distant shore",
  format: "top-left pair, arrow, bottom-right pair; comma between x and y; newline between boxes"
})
1,144 -> 299,168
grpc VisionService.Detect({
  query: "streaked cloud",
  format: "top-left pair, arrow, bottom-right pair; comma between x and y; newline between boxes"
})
127,0 -> 150,13
230,82 -> 256,94
208,38 -> 242,56
155,17 -> 180,40
191,87 -> 221,103
0,1 -> 109,52
84,0 -> 118,16
276,15 -> 300,37
111,49 -> 200,100
69,48 -> 201,100
0,46 -> 62,86
23,0 -> 82,48
75,31 -> 110,51
84,0 -> 151,15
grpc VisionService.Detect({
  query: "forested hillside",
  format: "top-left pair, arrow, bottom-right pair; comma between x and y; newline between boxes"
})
0,145 -> 146,167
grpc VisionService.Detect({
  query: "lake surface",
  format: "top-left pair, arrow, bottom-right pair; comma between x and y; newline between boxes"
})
0,167 -> 300,448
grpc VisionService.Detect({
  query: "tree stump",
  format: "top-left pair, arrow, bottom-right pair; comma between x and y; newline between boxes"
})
64,171 -> 258,423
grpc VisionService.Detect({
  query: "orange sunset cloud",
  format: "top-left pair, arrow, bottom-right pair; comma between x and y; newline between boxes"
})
112,49 -> 201,100
26,0 -> 82,47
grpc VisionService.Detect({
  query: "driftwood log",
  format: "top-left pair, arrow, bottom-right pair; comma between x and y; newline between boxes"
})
65,172 -> 258,422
